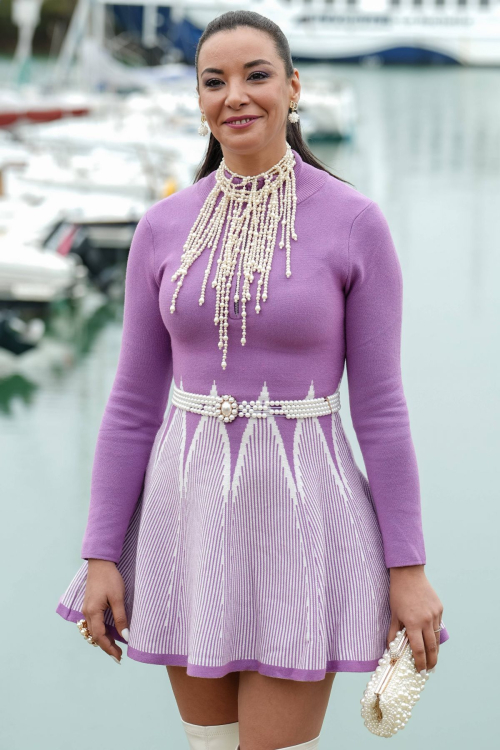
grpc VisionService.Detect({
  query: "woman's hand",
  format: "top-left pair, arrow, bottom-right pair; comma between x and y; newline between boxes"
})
81,559 -> 129,663
387,565 -> 443,674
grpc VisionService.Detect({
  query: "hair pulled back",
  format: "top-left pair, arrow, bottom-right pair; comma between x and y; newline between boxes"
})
193,10 -> 351,186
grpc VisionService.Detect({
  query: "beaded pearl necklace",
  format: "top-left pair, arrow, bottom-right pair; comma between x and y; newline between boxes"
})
169,142 -> 298,369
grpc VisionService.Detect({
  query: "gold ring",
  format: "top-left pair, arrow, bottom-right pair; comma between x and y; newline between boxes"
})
77,618 -> 99,646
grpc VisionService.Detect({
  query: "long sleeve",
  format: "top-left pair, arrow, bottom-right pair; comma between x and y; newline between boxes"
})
344,200 -> 426,569
80,213 -> 173,563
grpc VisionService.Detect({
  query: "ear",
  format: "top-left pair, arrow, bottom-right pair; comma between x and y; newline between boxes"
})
290,69 -> 301,101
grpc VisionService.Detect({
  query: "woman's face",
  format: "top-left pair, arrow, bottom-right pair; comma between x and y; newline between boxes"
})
197,26 -> 300,166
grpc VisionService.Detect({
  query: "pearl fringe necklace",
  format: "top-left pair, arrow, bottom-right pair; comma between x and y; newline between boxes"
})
169,143 -> 298,369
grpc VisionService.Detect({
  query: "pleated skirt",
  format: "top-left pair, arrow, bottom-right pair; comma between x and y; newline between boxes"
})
56,380 -> 449,681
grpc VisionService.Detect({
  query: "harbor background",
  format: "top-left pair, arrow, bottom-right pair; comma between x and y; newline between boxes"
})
1,4 -> 499,748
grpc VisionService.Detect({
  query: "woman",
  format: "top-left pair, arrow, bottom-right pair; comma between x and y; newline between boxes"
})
56,10 -> 449,750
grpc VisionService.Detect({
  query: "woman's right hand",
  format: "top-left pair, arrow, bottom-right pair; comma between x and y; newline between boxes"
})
82,559 -> 129,663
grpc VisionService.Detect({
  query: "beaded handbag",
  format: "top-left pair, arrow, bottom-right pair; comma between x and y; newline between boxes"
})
360,627 -> 432,737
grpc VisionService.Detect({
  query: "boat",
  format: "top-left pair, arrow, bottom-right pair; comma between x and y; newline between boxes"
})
0,88 -> 93,128
177,0 -> 500,66
57,0 -> 500,67
3,0 -> 94,126
0,232 -> 87,305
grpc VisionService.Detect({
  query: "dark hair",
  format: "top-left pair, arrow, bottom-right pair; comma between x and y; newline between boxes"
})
192,10 -> 352,186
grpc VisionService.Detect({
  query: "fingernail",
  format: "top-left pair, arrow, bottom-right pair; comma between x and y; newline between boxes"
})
121,628 -> 129,642
419,669 -> 427,676
430,666 -> 436,673
110,655 -> 121,665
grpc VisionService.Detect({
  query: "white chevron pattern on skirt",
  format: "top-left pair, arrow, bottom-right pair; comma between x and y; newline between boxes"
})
56,377 -> 396,681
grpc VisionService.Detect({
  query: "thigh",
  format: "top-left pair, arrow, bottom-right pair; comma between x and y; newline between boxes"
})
238,671 -> 336,750
166,666 -> 240,725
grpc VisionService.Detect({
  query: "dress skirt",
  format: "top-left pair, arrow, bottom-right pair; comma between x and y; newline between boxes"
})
56,379 -> 449,681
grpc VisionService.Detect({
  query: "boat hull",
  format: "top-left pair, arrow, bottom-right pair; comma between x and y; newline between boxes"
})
178,11 -> 500,66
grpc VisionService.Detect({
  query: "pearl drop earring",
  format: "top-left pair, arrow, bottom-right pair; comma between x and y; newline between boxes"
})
288,100 -> 299,123
198,112 -> 208,136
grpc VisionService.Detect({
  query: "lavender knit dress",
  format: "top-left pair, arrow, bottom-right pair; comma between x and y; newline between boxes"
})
56,148 -> 449,680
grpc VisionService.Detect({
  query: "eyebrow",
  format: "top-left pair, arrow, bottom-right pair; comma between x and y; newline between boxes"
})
200,59 -> 275,77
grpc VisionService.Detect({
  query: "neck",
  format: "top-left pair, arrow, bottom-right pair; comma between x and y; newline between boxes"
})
221,141 -> 289,176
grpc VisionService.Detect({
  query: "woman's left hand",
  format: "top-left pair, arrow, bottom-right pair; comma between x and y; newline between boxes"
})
387,565 -> 443,674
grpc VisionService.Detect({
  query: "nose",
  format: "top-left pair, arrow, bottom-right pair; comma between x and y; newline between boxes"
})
224,79 -> 251,110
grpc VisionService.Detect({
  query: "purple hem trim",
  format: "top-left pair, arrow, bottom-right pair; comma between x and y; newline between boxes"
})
56,601 -> 128,644
56,602 -> 449,680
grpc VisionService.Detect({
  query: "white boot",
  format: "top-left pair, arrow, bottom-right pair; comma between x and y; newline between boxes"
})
234,735 -> 320,750
181,719 -> 239,750
277,736 -> 320,749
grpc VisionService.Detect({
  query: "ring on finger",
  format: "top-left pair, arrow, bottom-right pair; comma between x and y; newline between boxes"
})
77,618 -> 99,647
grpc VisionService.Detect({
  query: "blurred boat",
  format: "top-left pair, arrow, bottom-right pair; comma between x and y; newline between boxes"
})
67,39 -> 196,92
0,182 -> 88,307
54,0 -> 500,67
0,231 -> 87,305
10,89 -> 207,194
0,88 -> 93,128
0,182 -> 142,290
298,80 -> 356,140
177,0 -> 500,66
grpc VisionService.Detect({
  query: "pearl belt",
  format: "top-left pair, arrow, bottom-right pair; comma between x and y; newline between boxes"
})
171,385 -> 341,423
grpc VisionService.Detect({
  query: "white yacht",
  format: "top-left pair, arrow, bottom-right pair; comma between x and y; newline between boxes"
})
178,0 -> 500,66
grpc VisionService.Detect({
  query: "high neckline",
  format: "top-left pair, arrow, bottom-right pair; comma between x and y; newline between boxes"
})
197,146 -> 329,205
220,143 -> 294,190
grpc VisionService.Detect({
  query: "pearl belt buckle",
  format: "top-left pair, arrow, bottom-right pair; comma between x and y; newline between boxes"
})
217,394 -> 239,422
172,386 -> 341,423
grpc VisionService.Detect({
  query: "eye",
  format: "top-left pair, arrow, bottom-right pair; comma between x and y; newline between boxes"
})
249,71 -> 269,81
204,71 -> 270,88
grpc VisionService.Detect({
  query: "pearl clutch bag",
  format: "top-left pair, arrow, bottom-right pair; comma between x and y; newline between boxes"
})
360,627 -> 431,737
